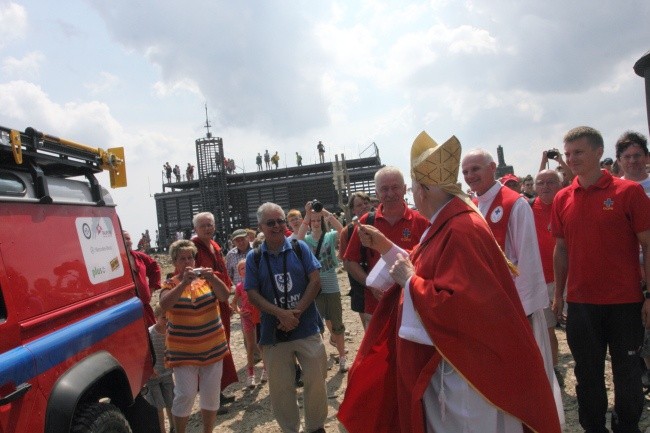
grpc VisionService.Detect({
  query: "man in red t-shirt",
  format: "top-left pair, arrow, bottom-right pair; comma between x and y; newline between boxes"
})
343,167 -> 429,323
530,169 -> 563,384
551,126 -> 650,433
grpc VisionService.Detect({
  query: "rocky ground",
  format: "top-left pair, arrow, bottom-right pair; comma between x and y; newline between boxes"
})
153,255 -> 650,433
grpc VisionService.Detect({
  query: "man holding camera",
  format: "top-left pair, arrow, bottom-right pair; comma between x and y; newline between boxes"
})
540,148 -> 574,187
245,202 -> 328,433
343,166 -> 429,323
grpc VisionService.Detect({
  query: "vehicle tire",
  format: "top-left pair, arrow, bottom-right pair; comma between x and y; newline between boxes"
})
71,402 -> 132,433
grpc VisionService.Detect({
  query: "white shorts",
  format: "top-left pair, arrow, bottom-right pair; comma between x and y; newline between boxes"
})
171,361 -> 223,417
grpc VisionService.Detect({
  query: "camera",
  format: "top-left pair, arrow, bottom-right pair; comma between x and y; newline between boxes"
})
546,149 -> 560,160
192,268 -> 203,275
311,199 -> 323,212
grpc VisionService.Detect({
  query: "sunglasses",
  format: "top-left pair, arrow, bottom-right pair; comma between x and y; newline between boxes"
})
265,219 -> 287,227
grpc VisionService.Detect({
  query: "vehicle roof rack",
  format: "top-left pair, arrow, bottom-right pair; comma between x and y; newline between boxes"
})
1,125 -> 127,204
1,125 -> 126,185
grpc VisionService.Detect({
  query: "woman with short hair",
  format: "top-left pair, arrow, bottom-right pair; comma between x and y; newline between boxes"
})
159,240 -> 231,433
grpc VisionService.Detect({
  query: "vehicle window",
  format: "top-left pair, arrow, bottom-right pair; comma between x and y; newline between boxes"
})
0,171 -> 26,196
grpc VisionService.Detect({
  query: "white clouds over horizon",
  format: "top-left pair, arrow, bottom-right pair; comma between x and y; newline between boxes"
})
0,3 -> 27,48
0,0 -> 648,242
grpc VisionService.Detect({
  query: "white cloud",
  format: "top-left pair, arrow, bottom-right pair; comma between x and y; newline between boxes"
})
0,3 -> 27,48
92,2 -> 332,136
153,78 -> 202,98
84,71 -> 120,95
438,24 -> 498,54
2,51 -> 44,80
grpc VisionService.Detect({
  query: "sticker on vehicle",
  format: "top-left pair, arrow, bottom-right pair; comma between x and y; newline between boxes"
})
75,217 -> 124,284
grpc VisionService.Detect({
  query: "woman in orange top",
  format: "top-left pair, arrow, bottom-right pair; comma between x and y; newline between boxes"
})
159,240 -> 231,433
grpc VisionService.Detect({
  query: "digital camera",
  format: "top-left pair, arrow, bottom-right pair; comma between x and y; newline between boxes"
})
546,149 -> 560,160
311,199 -> 323,212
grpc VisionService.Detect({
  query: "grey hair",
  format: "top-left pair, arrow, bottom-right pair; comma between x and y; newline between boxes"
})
374,166 -> 405,185
256,202 -> 285,224
192,212 -> 215,228
534,169 -> 562,183
462,149 -> 494,165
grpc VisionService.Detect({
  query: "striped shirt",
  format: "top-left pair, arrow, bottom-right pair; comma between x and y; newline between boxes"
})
162,276 -> 229,368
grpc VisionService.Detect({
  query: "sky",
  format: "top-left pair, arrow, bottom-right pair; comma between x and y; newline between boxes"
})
1,1 -> 649,244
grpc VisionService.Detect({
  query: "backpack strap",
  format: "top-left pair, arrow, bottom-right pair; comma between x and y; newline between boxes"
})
254,239 -> 306,274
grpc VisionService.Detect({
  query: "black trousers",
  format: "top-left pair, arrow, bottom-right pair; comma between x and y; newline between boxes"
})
566,302 -> 644,433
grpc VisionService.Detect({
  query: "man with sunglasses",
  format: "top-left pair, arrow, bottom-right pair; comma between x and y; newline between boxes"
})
245,202 -> 328,433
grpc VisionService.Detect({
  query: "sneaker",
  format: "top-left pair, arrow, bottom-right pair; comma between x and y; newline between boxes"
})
260,369 -> 268,383
339,356 -> 348,373
217,406 -> 229,415
220,392 -> 235,405
246,374 -> 256,389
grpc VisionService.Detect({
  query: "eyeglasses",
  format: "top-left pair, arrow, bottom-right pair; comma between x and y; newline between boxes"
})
264,219 -> 287,227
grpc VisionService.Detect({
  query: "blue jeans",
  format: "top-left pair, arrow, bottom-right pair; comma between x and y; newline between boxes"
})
566,302 -> 644,433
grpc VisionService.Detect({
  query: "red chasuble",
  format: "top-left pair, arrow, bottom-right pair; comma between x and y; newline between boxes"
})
338,197 -> 560,433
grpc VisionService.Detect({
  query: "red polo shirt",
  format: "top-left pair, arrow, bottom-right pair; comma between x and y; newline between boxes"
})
551,170 -> 650,304
344,202 -> 429,313
531,197 -> 555,284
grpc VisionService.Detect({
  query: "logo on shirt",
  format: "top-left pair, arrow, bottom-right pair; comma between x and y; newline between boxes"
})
273,273 -> 300,308
401,228 -> 412,241
603,198 -> 614,210
490,206 -> 504,223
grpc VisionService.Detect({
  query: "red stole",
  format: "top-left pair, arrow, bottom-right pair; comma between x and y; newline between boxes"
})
483,186 -> 520,250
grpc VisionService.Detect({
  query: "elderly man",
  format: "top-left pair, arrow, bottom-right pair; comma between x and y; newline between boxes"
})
225,228 -> 253,286
531,169 -> 564,385
552,126 -> 650,433
191,212 -> 238,410
338,132 -> 560,433
245,203 -> 327,433
343,166 -> 429,324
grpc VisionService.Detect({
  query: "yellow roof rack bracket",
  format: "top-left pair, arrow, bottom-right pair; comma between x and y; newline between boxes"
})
102,147 -> 127,188
9,129 -> 22,164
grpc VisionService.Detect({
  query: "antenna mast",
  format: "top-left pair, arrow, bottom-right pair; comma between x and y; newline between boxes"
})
204,103 -> 212,138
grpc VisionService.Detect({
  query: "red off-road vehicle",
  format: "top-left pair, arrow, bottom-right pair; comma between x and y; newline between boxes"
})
0,126 -> 159,433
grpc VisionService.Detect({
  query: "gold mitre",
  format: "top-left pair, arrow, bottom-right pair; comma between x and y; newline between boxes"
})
410,131 -> 461,185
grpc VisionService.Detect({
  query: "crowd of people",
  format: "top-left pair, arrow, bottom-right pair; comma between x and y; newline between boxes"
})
163,141 -> 326,182
133,126 -> 650,433
164,162 -> 195,183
